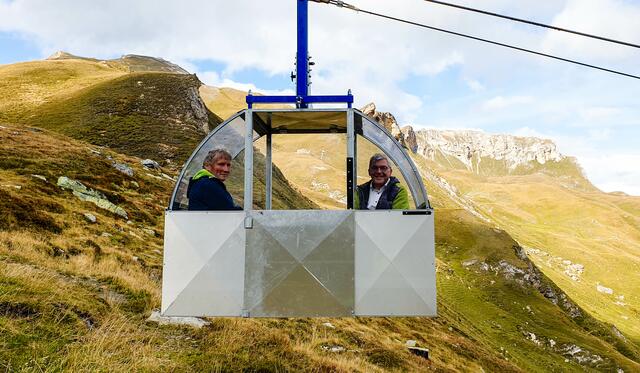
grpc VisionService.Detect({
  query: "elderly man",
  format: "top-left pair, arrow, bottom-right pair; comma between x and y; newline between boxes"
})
355,153 -> 409,210
187,149 -> 241,211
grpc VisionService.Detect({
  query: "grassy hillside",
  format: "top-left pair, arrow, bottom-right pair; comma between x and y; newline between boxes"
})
2,125 -> 638,371
429,161 -> 640,342
0,59 -> 126,120
6,72 -> 220,164
199,85 -> 292,120
2,56 -> 639,371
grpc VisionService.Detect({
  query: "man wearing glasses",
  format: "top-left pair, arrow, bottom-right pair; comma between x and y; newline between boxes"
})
355,153 -> 410,210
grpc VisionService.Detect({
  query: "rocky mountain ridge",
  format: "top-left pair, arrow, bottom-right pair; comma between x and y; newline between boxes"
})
410,128 -> 563,171
47,50 -> 189,74
362,102 -> 565,172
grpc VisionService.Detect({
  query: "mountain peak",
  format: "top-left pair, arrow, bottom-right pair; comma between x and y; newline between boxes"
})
44,51 -> 189,74
46,51 -> 81,60
362,102 -> 568,176
361,102 -> 404,143
414,128 -> 563,168
119,54 -> 189,74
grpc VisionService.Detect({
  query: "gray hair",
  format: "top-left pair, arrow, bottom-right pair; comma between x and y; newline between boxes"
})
368,153 -> 391,169
203,148 -> 232,168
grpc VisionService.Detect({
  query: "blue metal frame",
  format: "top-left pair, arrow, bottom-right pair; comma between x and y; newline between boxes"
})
246,94 -> 353,106
245,0 -> 353,108
297,0 -> 309,103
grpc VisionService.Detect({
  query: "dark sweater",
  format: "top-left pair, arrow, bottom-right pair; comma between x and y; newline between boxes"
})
187,169 -> 241,211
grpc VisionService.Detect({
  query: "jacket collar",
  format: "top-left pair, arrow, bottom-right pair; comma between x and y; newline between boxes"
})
192,169 -> 215,181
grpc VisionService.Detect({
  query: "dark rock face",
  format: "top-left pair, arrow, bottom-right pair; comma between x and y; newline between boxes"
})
185,86 -> 210,134
402,126 -> 418,153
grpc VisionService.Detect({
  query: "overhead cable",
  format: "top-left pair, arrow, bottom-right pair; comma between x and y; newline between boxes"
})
312,1 -> 640,81
422,0 -> 640,50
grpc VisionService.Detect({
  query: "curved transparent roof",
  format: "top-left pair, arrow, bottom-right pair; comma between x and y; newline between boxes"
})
169,109 -> 429,210
354,113 -> 428,209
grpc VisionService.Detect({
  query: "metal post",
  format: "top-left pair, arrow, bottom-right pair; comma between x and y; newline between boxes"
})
346,108 -> 355,209
296,0 -> 309,107
266,132 -> 273,210
244,110 -> 254,214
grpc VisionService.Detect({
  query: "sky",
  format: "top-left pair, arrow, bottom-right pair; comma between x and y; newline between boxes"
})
1,0 -> 639,195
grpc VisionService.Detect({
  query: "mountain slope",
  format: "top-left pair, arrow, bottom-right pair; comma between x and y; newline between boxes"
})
0,59 -> 126,120
427,158 -> 640,342
398,124 -> 640,342
2,124 -> 638,371
1,55 -> 639,371
11,72 -> 218,163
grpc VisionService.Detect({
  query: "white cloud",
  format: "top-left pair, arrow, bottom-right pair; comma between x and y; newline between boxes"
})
0,0 -> 639,194
482,96 -> 534,111
465,78 -> 485,92
586,128 -> 611,141
199,71 -> 293,96
542,0 -> 640,64
580,106 -> 621,122
579,153 -> 640,196
513,126 -> 549,139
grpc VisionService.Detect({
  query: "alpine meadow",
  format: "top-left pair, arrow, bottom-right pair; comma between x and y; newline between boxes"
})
1,52 -> 639,372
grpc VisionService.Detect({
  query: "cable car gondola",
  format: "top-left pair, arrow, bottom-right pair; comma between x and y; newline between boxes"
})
161,0 -> 436,318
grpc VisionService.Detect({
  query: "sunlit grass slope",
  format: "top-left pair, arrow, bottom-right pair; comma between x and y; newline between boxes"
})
2,126 -> 639,371
0,59 -> 126,121
7,72 -> 221,164
2,57 -> 639,370
432,160 -> 640,343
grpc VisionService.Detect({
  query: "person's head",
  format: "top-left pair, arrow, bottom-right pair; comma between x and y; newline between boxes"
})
368,153 -> 392,189
203,149 -> 232,182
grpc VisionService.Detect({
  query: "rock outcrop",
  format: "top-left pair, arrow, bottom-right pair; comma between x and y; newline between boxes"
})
147,310 -> 209,328
185,86 -> 210,133
362,103 -> 562,173
412,129 -> 563,171
361,103 -> 405,144
57,176 -> 128,219
402,125 -> 418,153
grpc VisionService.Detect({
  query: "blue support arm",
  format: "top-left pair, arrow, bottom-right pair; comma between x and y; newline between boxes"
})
246,93 -> 354,107
245,0 -> 355,109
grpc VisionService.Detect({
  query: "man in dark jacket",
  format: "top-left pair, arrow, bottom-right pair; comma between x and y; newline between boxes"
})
187,149 -> 241,210
355,153 -> 409,210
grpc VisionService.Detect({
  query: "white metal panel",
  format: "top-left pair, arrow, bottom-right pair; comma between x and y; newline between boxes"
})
244,210 -> 354,317
162,211 -> 245,316
354,211 -> 436,316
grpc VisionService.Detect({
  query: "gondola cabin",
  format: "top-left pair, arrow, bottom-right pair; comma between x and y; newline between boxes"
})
161,0 -> 436,318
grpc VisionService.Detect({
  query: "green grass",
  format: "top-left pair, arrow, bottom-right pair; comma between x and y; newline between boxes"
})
436,208 -> 640,371
8,72 -> 219,164
437,165 -> 640,342
1,57 -> 639,371
3,123 -> 637,371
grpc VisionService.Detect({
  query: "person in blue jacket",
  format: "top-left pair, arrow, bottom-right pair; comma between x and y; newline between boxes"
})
187,149 -> 242,210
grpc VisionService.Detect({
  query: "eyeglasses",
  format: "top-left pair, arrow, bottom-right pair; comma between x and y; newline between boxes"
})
370,166 -> 389,172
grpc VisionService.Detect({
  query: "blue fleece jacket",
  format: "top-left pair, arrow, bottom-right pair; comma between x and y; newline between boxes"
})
187,169 -> 241,211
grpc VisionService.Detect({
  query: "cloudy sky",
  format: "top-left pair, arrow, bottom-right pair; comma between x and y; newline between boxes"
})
1,0 -> 639,195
